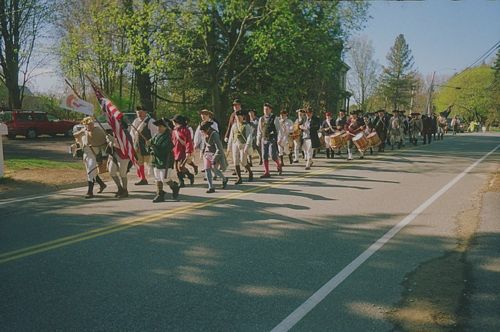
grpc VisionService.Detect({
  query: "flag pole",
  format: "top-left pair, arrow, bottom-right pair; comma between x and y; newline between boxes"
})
84,74 -> 149,142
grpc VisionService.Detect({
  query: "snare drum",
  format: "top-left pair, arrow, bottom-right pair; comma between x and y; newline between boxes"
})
330,132 -> 345,148
340,131 -> 350,144
352,133 -> 369,151
367,132 -> 381,147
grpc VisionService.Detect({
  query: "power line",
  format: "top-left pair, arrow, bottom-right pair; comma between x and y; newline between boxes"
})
457,40 -> 499,76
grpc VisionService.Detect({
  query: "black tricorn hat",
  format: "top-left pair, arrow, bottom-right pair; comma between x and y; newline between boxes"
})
172,114 -> 187,125
263,102 -> 273,109
232,98 -> 242,105
153,118 -> 167,127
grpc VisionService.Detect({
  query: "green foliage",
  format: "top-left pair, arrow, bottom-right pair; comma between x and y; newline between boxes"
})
379,34 -> 417,110
56,0 -> 369,126
434,65 -> 498,125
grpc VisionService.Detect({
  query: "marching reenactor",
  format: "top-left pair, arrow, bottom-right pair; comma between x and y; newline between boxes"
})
228,110 -> 254,184
373,109 -> 389,152
335,109 -> 348,156
345,111 -> 365,160
409,112 -> 423,145
389,110 -> 403,150
130,106 -> 158,185
172,114 -> 195,188
437,113 -> 447,140
421,114 -> 433,144
74,117 -> 108,198
148,118 -> 180,203
106,131 -> 131,198
200,121 -> 229,193
292,109 -> 306,163
321,112 -> 336,159
430,112 -> 438,141
300,107 -> 321,170
256,102 -> 282,178
278,110 -> 294,165
248,109 -> 262,166
224,98 -> 243,143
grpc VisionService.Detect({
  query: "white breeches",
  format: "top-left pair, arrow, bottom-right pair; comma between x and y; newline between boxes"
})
83,147 -> 97,182
278,138 -> 290,156
293,139 -> 302,161
231,142 -> 249,167
302,139 -> 313,161
153,168 -> 179,183
108,155 -> 129,178
324,135 -> 332,149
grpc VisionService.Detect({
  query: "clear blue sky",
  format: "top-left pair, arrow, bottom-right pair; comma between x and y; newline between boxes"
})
358,0 -> 500,78
30,0 -> 500,95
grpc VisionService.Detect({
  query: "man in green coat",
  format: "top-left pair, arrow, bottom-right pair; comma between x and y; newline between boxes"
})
148,118 -> 180,202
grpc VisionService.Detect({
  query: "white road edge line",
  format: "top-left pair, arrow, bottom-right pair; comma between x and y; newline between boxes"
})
271,143 -> 500,332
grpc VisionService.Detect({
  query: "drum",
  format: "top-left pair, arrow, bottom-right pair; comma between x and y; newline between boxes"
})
340,131 -> 350,144
330,132 -> 345,148
352,132 -> 369,151
367,132 -> 381,147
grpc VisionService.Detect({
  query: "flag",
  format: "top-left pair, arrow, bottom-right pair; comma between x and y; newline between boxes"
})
61,94 -> 94,115
91,84 -> 137,166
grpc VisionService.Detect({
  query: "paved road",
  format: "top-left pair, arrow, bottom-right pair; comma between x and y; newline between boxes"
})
1,134 -> 499,331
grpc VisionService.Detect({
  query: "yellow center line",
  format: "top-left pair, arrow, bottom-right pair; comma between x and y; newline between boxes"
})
0,167 -> 332,264
1,140 -> 436,265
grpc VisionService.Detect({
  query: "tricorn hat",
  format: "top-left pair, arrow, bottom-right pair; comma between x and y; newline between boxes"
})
232,98 -> 242,105
172,114 -> 187,125
153,117 -> 168,127
200,109 -> 214,117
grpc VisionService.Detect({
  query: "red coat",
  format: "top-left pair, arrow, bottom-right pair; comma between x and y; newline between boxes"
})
172,126 -> 194,161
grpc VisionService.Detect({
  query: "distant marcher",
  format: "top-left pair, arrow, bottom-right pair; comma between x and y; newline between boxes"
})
148,118 -> 180,203
172,114 -> 195,188
130,106 -> 158,185
256,103 -> 282,178
200,121 -> 228,193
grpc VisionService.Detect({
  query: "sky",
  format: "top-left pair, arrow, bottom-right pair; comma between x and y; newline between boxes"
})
356,0 -> 500,79
29,0 -> 500,95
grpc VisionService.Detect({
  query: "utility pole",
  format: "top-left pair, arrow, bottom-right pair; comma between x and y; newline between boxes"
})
426,71 -> 436,116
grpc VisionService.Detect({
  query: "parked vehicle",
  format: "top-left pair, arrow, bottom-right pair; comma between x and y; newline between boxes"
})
0,110 -> 79,139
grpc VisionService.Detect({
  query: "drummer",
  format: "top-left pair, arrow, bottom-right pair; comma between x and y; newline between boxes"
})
321,112 -> 336,159
334,109 -> 348,157
363,113 -> 375,155
345,110 -> 365,160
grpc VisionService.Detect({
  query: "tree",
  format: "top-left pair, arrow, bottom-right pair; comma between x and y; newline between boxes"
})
434,65 -> 498,126
0,0 -> 50,109
379,34 -> 417,110
346,35 -> 379,111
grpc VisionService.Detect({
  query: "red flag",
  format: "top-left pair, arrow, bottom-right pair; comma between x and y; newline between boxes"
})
91,84 -> 137,165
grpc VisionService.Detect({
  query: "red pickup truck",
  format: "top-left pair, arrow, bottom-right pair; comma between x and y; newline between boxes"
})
1,110 -> 78,139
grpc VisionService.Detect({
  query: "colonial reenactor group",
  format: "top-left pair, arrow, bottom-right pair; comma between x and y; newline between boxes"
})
72,100 -> 449,202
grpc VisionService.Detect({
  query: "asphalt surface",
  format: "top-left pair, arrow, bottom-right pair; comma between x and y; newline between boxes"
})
0,133 -> 499,331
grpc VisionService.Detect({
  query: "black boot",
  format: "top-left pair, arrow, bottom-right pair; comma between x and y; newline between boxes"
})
177,172 -> 186,188
245,164 -> 253,182
167,181 -> 180,200
280,155 -> 284,168
235,165 -> 242,184
288,153 -> 293,164
187,171 -> 195,185
326,149 -> 330,159
85,181 -> 94,199
95,175 -> 107,193
153,182 -> 165,203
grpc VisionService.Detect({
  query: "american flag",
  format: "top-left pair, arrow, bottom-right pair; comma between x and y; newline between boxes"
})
92,84 -> 137,165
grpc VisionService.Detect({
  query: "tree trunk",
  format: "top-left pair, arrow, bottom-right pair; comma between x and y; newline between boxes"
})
135,69 -> 153,114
